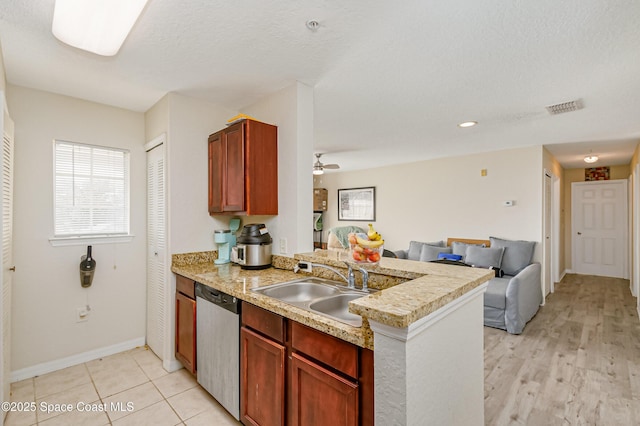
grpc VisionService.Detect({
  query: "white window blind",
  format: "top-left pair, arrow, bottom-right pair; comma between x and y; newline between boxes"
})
54,140 -> 130,237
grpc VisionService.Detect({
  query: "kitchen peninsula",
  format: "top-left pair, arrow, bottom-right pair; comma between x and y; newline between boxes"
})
172,250 -> 493,425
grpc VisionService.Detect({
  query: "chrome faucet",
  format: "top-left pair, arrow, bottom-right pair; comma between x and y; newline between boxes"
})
344,262 -> 369,290
357,266 -> 369,291
344,262 -> 356,288
296,262 -> 349,284
294,261 -> 369,290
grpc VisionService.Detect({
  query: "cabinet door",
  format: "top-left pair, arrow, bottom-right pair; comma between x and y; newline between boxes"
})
175,292 -> 196,374
244,119 -> 277,215
241,327 -> 285,426
290,353 -> 358,426
208,131 -> 224,213
222,122 -> 245,212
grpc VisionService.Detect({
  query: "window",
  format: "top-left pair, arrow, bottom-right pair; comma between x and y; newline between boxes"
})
53,140 -> 130,240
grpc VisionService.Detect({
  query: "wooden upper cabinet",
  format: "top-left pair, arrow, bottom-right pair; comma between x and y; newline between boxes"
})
208,119 -> 278,215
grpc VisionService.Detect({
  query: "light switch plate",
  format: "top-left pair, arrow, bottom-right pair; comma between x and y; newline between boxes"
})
280,237 -> 288,254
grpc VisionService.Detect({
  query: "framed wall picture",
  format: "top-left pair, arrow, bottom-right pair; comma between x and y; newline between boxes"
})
338,187 -> 376,221
585,167 -> 610,181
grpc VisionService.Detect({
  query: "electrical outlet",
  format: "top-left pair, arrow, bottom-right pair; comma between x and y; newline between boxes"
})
297,262 -> 312,272
76,307 -> 89,322
280,238 -> 288,254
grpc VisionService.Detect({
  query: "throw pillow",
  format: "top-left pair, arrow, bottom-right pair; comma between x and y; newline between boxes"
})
408,240 -> 445,261
419,245 -> 452,262
451,241 -> 486,261
465,246 -> 505,269
489,237 -> 536,276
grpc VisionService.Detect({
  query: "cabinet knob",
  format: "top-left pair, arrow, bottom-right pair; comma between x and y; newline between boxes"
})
9,266 -> 15,271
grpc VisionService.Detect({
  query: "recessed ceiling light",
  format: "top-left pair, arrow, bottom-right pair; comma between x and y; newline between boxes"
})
458,121 -> 477,128
52,0 -> 149,56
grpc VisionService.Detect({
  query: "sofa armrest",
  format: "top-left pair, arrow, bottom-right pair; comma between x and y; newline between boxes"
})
504,262 -> 542,334
394,250 -> 408,259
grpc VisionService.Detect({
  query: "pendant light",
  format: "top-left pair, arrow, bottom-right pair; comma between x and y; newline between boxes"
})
584,150 -> 598,164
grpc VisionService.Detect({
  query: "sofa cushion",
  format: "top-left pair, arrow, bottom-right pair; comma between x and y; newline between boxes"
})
489,237 -> 536,276
451,241 -> 486,261
484,277 -> 511,309
419,245 -> 452,262
465,246 -> 504,269
407,240 -> 445,261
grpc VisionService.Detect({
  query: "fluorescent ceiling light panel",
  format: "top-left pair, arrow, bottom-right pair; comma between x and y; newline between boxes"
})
52,0 -> 148,56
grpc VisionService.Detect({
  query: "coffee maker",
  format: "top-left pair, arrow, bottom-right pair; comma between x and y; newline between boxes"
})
214,230 -> 233,264
214,218 -> 241,265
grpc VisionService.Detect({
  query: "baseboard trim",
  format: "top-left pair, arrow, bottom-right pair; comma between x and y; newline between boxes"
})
10,337 -> 146,383
163,358 -> 183,373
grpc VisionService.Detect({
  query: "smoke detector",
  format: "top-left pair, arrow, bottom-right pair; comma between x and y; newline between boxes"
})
306,20 -> 320,31
545,99 -> 583,115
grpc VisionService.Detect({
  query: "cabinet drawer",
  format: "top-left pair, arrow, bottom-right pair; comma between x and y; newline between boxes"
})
291,322 -> 358,379
176,275 -> 195,299
241,302 -> 285,343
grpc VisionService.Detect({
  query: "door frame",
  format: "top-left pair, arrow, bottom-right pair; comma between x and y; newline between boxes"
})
571,179 -> 629,279
633,163 -> 639,301
543,170 -> 560,304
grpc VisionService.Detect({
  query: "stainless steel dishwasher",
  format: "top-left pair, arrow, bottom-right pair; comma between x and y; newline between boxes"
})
195,283 -> 241,420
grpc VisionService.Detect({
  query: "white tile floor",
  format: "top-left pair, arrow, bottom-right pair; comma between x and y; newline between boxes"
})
4,346 -> 241,426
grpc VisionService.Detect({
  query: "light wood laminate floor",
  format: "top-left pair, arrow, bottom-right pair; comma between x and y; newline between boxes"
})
484,274 -> 640,425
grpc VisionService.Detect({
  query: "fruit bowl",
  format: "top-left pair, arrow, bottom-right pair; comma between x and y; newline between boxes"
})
349,243 -> 383,264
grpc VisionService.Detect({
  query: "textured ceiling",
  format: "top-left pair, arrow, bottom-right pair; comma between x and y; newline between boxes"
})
1,0 -> 639,172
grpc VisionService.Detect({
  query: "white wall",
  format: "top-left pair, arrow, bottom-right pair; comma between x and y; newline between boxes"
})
7,85 -> 147,372
165,93 -> 236,254
242,82 -> 315,256
151,85 -> 315,256
316,146 -> 544,260
0,40 -> 5,92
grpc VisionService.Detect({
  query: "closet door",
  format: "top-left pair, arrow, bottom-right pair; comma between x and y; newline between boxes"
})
146,138 -> 166,357
1,97 -> 15,409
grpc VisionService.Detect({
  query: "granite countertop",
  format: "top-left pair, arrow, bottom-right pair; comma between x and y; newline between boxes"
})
172,250 -> 494,350
294,251 -> 494,328
172,254 -> 376,349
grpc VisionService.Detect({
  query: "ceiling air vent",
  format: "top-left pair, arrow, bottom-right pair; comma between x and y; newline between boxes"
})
545,99 -> 583,115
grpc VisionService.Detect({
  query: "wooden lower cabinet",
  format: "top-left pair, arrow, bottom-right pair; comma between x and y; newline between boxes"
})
240,302 -> 373,426
290,353 -> 358,426
241,327 -> 286,426
175,275 -> 196,375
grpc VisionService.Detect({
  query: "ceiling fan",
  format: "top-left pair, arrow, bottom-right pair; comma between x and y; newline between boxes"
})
313,153 -> 340,175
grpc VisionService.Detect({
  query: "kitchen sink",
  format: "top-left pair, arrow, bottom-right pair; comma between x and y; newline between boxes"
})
252,277 -> 372,327
258,281 -> 340,303
309,294 -> 364,327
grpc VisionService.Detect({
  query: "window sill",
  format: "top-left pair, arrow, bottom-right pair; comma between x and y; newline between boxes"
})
49,235 -> 135,247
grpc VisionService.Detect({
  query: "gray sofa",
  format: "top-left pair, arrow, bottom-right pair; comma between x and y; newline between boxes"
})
395,237 -> 541,334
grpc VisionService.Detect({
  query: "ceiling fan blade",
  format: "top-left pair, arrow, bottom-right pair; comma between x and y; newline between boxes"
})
323,164 -> 340,169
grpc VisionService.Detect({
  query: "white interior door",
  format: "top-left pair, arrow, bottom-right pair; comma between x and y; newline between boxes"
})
146,137 -> 166,358
572,180 -> 628,278
1,96 -> 14,412
543,172 -> 552,299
